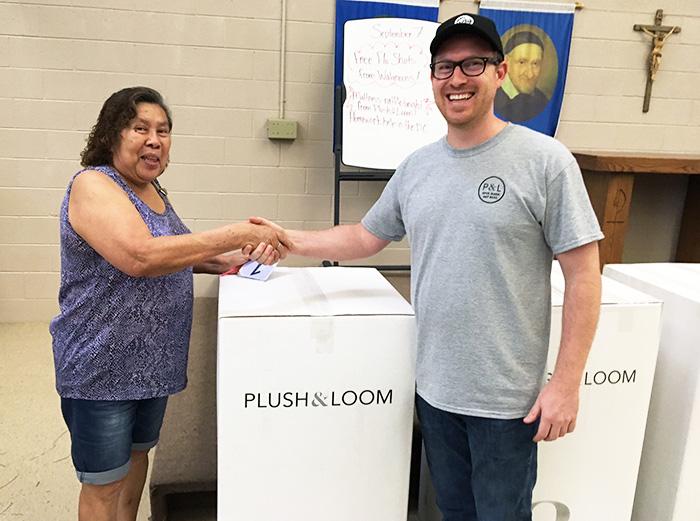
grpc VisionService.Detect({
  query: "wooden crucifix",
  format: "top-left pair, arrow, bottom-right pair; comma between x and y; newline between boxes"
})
634,9 -> 681,112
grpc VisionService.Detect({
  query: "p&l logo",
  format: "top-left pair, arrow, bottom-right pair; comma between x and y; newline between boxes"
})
478,176 -> 506,204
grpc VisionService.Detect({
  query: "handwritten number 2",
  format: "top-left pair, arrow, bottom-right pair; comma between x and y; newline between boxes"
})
251,263 -> 262,276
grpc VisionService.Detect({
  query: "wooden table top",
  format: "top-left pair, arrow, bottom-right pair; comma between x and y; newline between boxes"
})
573,152 -> 700,175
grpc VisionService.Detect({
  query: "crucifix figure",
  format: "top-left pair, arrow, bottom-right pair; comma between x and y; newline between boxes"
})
634,9 -> 681,112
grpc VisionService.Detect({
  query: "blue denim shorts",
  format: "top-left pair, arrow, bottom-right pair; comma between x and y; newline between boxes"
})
60,396 -> 168,485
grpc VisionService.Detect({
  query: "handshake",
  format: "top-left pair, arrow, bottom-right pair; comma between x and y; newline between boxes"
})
239,216 -> 293,266
211,213 -> 366,274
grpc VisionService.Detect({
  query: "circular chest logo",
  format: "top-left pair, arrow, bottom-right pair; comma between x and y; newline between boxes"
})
478,176 -> 506,203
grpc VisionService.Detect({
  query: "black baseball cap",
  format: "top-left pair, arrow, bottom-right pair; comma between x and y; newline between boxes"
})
430,13 -> 504,60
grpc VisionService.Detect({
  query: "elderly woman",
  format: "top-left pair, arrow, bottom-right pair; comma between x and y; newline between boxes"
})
49,86 -> 288,521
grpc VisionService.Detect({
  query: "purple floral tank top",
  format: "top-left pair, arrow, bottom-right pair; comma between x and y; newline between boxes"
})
50,165 -> 193,400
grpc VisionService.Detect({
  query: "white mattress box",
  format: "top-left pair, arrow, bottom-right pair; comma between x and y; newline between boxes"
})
217,267 -> 416,521
603,263 -> 700,521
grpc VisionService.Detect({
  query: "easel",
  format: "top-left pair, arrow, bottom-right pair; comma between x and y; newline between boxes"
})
329,85 -> 410,271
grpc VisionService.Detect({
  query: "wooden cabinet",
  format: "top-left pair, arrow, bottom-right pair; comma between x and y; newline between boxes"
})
573,153 -> 700,269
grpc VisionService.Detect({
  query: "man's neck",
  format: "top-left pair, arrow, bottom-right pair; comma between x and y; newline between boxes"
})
446,115 -> 508,149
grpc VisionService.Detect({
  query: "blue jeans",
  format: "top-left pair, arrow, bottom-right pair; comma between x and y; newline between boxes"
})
61,396 -> 168,485
416,394 -> 538,521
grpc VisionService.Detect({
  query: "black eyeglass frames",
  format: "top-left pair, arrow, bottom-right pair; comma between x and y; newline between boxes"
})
430,57 -> 502,79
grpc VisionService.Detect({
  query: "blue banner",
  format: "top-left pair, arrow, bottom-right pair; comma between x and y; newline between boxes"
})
335,1 -> 439,89
480,1 -> 575,136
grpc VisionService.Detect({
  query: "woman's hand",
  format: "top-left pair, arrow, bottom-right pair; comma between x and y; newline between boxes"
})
194,242 -> 280,275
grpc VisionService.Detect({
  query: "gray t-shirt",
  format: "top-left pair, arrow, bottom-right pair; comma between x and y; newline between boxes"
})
362,124 -> 603,419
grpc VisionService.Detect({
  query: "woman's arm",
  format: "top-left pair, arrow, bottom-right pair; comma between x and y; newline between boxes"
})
69,171 -> 289,277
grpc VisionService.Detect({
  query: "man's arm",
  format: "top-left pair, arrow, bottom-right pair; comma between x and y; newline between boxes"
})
524,241 -> 601,441
250,218 -> 390,261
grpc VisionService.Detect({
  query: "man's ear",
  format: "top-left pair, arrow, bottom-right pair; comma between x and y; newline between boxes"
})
496,59 -> 508,83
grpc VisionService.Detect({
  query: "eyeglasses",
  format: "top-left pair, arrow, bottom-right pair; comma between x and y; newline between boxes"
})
430,57 -> 502,80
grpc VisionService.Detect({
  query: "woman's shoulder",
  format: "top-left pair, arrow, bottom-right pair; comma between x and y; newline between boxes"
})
70,166 -> 128,201
73,165 -> 116,180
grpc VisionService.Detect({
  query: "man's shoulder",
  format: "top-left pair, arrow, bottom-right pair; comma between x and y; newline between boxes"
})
397,137 -> 445,171
498,125 -> 576,177
505,124 -> 572,158
412,136 -> 445,157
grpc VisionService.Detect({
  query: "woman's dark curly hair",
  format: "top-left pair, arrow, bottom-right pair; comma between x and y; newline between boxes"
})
80,86 -> 173,167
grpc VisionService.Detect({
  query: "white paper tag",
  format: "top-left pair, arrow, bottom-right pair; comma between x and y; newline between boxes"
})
237,260 -> 276,281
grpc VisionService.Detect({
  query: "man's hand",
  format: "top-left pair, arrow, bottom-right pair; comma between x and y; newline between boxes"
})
238,218 -> 292,261
248,216 -> 292,259
523,379 -> 579,442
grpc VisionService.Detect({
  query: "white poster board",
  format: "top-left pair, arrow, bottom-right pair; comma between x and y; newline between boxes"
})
342,18 -> 446,170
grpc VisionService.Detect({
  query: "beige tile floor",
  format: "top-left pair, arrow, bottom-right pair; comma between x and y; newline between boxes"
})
0,322 -> 421,521
0,323 -> 153,521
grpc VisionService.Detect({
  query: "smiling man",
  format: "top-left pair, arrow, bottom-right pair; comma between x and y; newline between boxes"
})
495,30 -> 551,122
254,13 -> 603,521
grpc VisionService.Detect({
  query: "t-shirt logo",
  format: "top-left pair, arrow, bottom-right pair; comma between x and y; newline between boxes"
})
478,176 -> 506,203
454,14 -> 474,25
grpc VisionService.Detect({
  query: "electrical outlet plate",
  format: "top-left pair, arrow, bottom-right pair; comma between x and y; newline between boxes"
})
267,118 -> 298,140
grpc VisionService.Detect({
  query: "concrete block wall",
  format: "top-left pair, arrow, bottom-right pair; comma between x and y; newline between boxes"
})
1,0 -> 698,321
